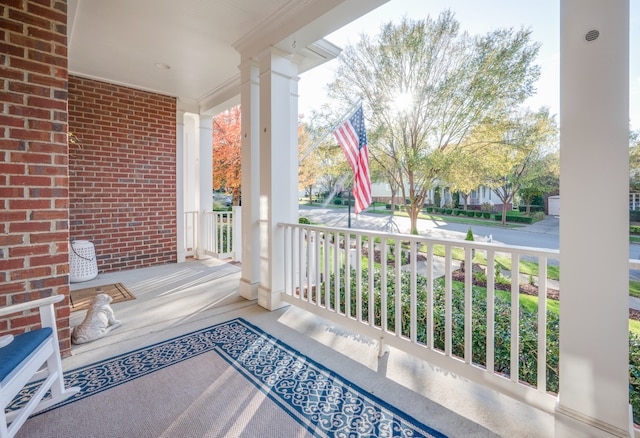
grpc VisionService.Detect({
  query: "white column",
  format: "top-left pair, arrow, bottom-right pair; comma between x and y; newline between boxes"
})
239,59 -> 261,300
257,47 -> 298,310
176,110 -> 186,262
557,1 -> 630,436
196,114 -> 214,259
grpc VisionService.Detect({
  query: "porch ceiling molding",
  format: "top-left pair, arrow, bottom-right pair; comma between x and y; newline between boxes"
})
66,0 -> 387,115
198,39 -> 342,115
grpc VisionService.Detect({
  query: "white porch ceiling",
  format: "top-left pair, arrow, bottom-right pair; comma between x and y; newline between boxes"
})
67,0 -> 388,114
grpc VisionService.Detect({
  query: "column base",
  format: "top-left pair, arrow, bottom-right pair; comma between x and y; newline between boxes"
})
239,278 -> 259,301
554,404 -> 632,438
257,285 -> 287,311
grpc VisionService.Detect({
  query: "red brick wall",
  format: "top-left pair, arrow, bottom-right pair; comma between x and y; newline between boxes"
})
0,0 -> 71,353
68,76 -> 177,272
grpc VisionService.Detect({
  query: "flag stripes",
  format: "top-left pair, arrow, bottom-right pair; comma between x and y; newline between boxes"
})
333,106 -> 372,214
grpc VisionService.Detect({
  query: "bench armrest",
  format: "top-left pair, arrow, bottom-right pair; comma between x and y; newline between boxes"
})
0,294 -> 64,318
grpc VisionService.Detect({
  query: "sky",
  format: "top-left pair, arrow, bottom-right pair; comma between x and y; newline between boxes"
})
298,0 -> 640,132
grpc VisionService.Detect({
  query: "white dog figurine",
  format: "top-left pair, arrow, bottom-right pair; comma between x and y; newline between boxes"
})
72,294 -> 122,344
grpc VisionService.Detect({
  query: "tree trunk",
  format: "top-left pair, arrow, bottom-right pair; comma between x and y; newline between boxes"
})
409,204 -> 419,234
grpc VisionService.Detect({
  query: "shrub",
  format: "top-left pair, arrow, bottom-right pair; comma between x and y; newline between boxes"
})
445,208 -> 453,215
425,206 -> 433,213
298,217 -> 311,225
483,212 -> 491,219
631,225 -> 640,235
334,199 -> 342,205
465,227 -> 474,241
466,211 -> 475,217
386,204 -> 391,210
475,211 -> 483,218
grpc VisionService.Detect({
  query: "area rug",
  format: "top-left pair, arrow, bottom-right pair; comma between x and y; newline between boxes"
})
69,282 -> 135,312
10,318 -> 447,437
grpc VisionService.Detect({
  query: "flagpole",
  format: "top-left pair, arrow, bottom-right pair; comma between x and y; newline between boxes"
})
299,99 -> 363,163
347,187 -> 352,228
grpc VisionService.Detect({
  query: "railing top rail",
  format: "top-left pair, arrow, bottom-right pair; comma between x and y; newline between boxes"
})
280,221 -> 560,259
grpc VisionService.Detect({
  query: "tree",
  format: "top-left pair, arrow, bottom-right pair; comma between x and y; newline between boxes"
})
212,106 -> 241,205
518,150 -> 559,214
300,108 -> 353,203
298,122 -> 319,203
441,138 -> 492,211
481,108 -> 558,225
328,12 -> 541,233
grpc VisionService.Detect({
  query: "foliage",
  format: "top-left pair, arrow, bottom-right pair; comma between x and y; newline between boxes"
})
298,217 -> 311,225
518,150 -> 559,214
328,12 -> 541,234
630,333 -> 640,424
212,106 -> 241,204
299,110 -> 353,200
475,108 -> 558,225
630,129 -> 640,192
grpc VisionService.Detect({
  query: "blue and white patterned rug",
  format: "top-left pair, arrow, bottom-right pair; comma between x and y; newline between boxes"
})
11,318 -> 447,437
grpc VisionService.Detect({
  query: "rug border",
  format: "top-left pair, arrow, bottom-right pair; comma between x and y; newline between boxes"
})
24,317 -> 447,437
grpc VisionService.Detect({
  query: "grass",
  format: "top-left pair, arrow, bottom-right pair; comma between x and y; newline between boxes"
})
631,280 -> 640,298
467,281 -> 640,335
428,244 -> 560,281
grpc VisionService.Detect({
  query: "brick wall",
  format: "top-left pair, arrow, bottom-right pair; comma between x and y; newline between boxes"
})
68,76 -> 177,272
0,0 -> 71,353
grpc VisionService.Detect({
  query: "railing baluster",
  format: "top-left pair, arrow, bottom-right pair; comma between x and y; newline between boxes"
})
356,234 -> 362,322
368,234 -> 374,327
445,245 -> 452,356
345,233 -> 351,317
537,257 -> 548,392
487,249 -> 496,374
410,239 -> 417,343
334,232 -> 341,313
395,240 -> 402,336
381,238 -> 388,332
314,229 -> 321,308
510,254 -> 520,383
426,243 -> 434,349
464,245 -> 473,363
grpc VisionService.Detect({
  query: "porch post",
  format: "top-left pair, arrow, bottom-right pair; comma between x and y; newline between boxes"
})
257,47 -> 299,310
176,110 -> 186,263
557,1 -> 630,436
239,59 -> 261,300
196,114 -> 214,259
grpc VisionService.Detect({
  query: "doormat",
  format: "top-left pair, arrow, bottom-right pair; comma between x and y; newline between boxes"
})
70,283 -> 135,312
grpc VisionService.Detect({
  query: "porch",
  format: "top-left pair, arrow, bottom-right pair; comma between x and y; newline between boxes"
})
58,258 -> 553,437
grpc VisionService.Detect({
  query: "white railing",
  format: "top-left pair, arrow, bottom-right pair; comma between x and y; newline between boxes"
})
280,222 -> 560,414
183,211 -> 198,257
203,210 -> 235,259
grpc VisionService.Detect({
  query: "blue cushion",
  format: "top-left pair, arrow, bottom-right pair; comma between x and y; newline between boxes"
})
0,328 -> 52,383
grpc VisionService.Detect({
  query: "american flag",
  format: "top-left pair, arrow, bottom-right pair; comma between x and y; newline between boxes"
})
333,106 -> 371,214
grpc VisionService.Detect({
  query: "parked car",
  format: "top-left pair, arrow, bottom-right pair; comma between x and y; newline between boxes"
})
213,192 -> 232,207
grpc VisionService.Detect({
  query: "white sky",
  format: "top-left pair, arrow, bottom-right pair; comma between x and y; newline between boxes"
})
298,0 -> 640,131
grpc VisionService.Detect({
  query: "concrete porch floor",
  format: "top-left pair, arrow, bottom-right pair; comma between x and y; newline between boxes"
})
64,258 -> 554,437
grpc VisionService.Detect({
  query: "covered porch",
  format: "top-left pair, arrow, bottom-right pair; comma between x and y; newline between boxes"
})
55,259 -> 552,437
0,0 -> 633,436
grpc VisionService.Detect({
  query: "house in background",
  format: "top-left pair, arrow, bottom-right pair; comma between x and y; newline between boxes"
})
0,0 -> 633,436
